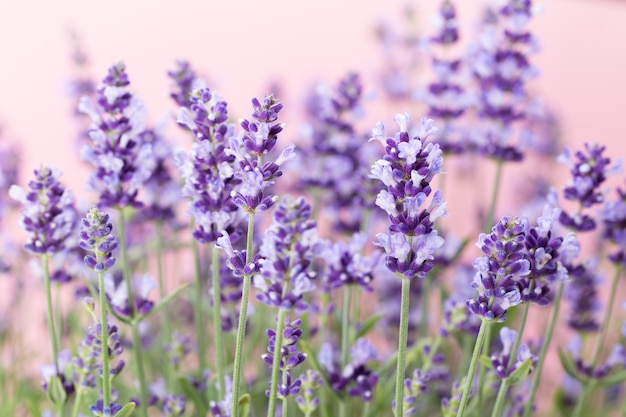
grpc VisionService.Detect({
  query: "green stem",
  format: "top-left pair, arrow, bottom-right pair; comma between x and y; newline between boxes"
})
97,270 -> 111,413
155,223 -> 173,390
231,213 -> 256,417
572,266 -> 622,417
191,237 -> 207,374
70,385 -> 84,417
339,285 -> 353,417
212,244 -> 227,399
42,256 -> 60,372
131,321 -> 149,417
117,209 -> 136,317
419,275 -> 431,341
456,320 -> 489,417
491,302 -> 531,417
267,308 -> 288,417
393,278 -> 411,417
477,323 -> 492,413
523,284 -> 565,417
484,160 -> 504,233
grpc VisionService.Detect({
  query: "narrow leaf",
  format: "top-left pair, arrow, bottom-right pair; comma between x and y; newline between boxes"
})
238,393 -> 251,417
179,376 -> 208,414
355,314 -> 383,340
557,347 -> 585,382
113,402 -> 136,417
47,375 -> 67,406
507,357 -> 533,385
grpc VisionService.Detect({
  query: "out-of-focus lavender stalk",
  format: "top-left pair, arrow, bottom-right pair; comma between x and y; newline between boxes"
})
572,266 -> 623,417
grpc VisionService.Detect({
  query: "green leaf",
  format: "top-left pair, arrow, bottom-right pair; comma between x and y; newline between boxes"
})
355,314 -> 383,340
113,402 -> 136,417
507,357 -> 533,385
557,347 -> 585,382
598,369 -> 626,386
179,376 -> 208,414
479,355 -> 493,370
140,283 -> 190,322
47,375 -> 67,406
238,393 -> 251,417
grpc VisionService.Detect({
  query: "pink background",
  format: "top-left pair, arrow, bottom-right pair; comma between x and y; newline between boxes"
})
1,0 -> 625,196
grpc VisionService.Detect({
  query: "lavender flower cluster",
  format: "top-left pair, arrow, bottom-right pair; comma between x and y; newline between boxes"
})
3,2 -> 626,417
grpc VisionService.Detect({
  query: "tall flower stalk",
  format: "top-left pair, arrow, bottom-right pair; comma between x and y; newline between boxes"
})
369,114 -> 446,416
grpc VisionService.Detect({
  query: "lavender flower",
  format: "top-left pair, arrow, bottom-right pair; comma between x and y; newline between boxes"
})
296,73 -> 377,232
168,60 -> 204,108
262,317 -> 307,398
79,207 -> 117,272
322,338 -> 379,402
321,232 -> 375,291
517,206 -> 579,305
90,399 -> 123,416
556,143 -> 621,231
10,166 -> 78,255
40,350 -> 75,398
164,332 -> 192,367
489,327 -> 536,379
565,260 -> 601,332
79,62 -> 155,208
467,216 -> 529,322
440,265 -> 481,337
295,370 -> 323,416
601,186 -> 626,264
105,272 -> 156,318
441,377 -> 470,417
175,87 -> 243,243
370,114 -> 446,280
254,197 -> 319,309
162,394 -> 186,417
227,94 -> 295,214
468,0 -> 540,162
209,376 -> 232,417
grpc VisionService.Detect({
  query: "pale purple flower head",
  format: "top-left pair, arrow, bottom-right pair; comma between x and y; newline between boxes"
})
490,327 -> 536,379
79,62 -> 155,208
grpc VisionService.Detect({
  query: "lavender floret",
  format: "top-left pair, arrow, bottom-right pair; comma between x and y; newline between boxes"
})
10,166 -> 78,256
79,207 -> 117,272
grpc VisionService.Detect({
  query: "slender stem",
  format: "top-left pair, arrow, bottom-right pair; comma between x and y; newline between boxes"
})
456,320 -> 489,417
155,223 -> 173,390
42,256 -> 60,372
393,278 -> 411,417
70,384 -> 84,417
282,395 -> 288,417
572,266 -> 622,417
339,285 -> 353,417
419,275 -> 431,340
477,323 -> 492,413
117,209 -> 136,316
267,308 -> 288,417
523,284 -> 565,417
484,160 -> 504,233
191,237 -> 207,374
131,321 -> 149,417
97,270 -> 111,413
491,302 -> 531,417
231,213 -> 256,417
212,244 -> 226,399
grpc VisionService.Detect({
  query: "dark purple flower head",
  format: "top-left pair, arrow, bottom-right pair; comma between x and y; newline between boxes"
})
79,207 -> 117,272
216,230 -> 261,277
10,166 -> 78,256
370,114 -> 447,280
79,62 -> 155,209
556,143 -> 622,231
263,317 -> 307,399
467,216 -> 529,322
239,94 -> 284,157
255,196 -> 319,310
90,399 -> 123,416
